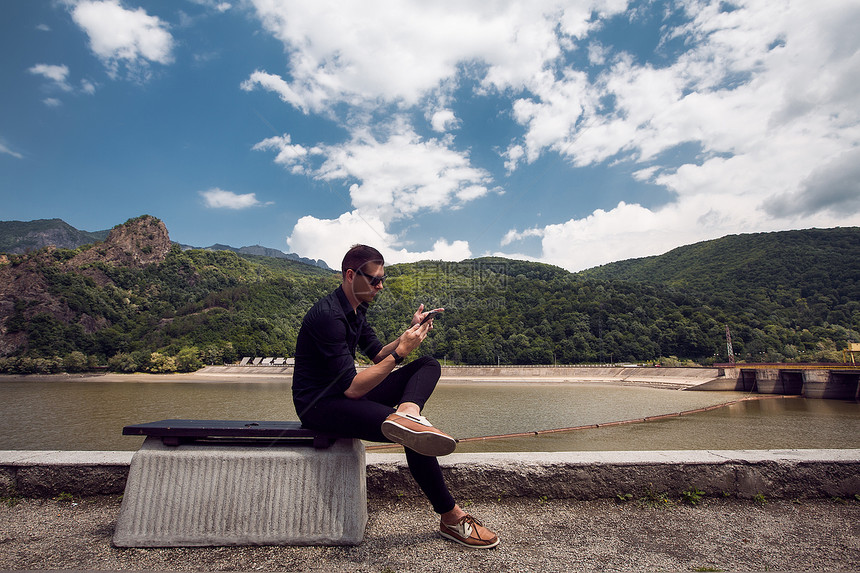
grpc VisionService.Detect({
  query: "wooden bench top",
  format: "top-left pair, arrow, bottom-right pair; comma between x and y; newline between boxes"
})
122,419 -> 338,448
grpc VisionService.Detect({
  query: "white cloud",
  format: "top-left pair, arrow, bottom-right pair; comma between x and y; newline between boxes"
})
499,0 -> 860,271
285,211 -> 471,268
252,133 -> 313,174
247,0 -> 860,270
255,120 -> 494,224
187,0 -> 232,12
244,0 -> 631,265
318,123 -> 494,223
0,138 -> 24,159
246,0 -> 624,113
765,148 -> 860,217
80,79 -> 97,94
429,109 -> 458,132
505,202 -> 677,271
71,0 -> 174,79
200,188 -> 267,209
241,70 -> 311,113
29,64 -> 73,91
261,120 -> 492,264
286,211 -> 394,270
29,63 -> 98,100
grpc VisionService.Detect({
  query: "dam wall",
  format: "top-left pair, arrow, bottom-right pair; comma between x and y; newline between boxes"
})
198,363 -> 860,396
198,365 -> 725,389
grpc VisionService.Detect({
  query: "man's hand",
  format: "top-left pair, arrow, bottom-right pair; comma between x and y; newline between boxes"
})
396,321 -> 431,356
390,304 -> 444,359
411,304 -> 444,327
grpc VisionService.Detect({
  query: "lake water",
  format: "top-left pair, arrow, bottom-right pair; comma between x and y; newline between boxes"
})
1,378 -> 858,452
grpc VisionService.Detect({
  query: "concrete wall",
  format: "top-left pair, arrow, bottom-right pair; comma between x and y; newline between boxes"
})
2,449 -> 858,501
199,365 -> 727,389
696,367 -> 860,398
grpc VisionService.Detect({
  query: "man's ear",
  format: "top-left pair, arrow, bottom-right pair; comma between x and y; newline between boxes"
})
343,269 -> 357,293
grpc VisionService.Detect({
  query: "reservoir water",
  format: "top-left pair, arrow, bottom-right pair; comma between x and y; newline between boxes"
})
2,377 -> 858,452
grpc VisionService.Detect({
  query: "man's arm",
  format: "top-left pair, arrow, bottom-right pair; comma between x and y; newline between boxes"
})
371,336 -> 405,364
367,305 -> 443,365
343,321 -> 431,399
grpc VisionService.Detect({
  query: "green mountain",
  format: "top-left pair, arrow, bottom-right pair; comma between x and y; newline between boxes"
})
0,217 -> 332,269
0,218 -> 856,374
578,227 -> 859,297
0,219 -> 110,254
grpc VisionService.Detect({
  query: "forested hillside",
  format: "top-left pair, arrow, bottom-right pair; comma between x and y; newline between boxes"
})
0,219 -> 110,254
0,217 -> 857,373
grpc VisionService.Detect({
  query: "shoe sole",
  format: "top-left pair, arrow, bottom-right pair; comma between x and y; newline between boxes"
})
440,530 -> 500,549
381,420 -> 457,457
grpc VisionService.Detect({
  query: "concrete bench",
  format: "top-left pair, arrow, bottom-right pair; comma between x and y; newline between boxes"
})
113,419 -> 366,547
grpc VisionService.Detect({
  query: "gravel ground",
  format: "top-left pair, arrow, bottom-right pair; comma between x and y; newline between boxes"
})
1,494 -> 859,572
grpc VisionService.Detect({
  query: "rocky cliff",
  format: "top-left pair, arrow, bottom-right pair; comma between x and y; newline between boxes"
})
69,215 -> 171,269
0,215 -> 171,355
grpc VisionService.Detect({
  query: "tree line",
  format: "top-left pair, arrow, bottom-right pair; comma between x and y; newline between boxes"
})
0,228 -> 857,374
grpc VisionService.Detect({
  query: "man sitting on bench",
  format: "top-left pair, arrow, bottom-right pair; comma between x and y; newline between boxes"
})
292,244 -> 499,549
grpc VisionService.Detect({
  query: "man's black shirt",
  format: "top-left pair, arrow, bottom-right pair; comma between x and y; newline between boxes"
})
292,286 -> 384,415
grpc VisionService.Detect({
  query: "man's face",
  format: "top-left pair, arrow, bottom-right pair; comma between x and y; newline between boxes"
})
351,262 -> 385,304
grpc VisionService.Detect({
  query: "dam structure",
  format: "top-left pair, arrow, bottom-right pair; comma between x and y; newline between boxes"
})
199,363 -> 860,399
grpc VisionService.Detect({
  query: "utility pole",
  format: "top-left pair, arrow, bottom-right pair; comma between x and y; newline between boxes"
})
726,324 -> 735,365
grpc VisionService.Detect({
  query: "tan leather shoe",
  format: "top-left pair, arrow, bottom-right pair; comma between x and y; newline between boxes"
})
440,514 -> 499,548
381,412 -> 457,456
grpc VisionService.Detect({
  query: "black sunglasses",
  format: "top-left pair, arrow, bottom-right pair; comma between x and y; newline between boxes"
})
353,269 -> 388,286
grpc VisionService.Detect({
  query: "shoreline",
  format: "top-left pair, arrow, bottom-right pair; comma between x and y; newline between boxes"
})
0,371 -> 231,383
0,365 -> 723,389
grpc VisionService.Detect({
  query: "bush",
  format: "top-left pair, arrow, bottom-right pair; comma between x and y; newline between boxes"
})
175,347 -> 202,372
148,352 -> 177,373
63,351 -> 89,372
108,353 -> 138,373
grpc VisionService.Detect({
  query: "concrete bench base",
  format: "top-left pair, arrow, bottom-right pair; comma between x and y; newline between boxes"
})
112,437 -> 367,547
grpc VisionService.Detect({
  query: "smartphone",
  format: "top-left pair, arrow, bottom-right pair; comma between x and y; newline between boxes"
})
419,310 -> 443,325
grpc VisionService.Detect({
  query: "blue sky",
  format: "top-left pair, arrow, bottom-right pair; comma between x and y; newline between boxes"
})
2,0 -> 859,271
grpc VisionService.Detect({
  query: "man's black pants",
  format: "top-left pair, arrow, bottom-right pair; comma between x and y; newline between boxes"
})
296,356 -> 456,514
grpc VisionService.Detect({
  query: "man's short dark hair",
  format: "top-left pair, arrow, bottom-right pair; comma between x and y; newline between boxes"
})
342,244 -> 384,277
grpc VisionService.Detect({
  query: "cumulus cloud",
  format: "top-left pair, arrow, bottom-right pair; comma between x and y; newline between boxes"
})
246,0 -> 860,270
498,0 -> 860,270
286,211 -> 394,269
71,0 -> 174,79
245,0 -> 615,113
505,202 -> 685,271
200,188 -> 268,209
315,123 -> 493,223
241,70 -> 310,113
243,1 -> 631,265
251,133 -> 313,174
28,63 -> 97,101
765,149 -> 860,217
80,79 -> 97,94
255,120 -> 494,261
187,0 -> 232,12
429,109 -> 459,132
286,211 -> 471,270
29,64 -> 73,91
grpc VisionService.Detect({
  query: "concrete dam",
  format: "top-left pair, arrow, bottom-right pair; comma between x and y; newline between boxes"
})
197,363 -> 860,399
